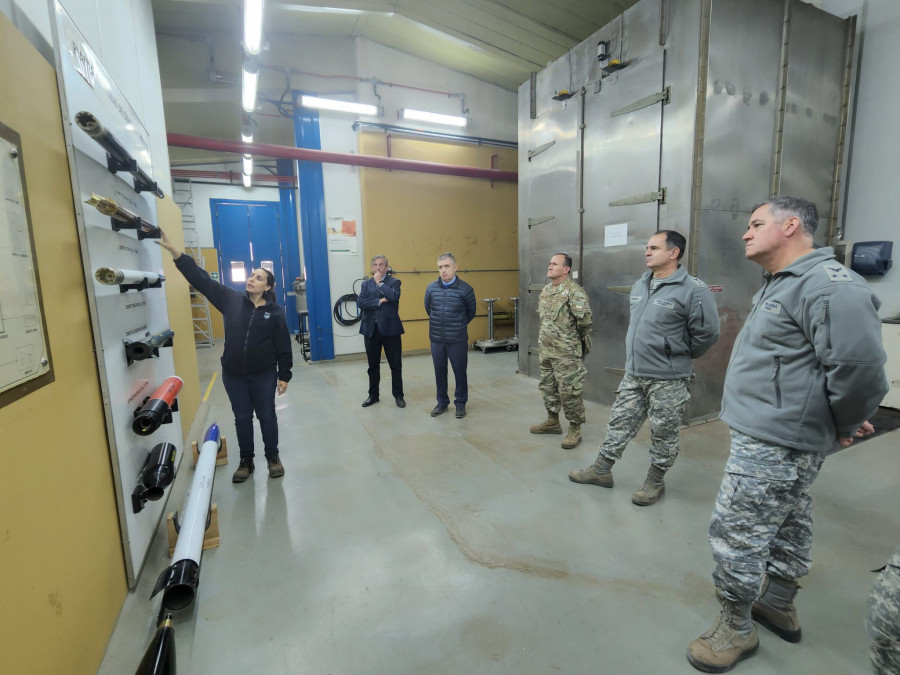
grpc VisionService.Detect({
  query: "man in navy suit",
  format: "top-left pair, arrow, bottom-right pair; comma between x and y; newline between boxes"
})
357,254 -> 406,408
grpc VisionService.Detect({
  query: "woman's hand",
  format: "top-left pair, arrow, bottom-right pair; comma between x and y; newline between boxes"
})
154,228 -> 183,259
276,380 -> 289,395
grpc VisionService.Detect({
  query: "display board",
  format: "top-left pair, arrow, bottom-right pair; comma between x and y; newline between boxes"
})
0,122 -> 54,407
50,1 -> 183,587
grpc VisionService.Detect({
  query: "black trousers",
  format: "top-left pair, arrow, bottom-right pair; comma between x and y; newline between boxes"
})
431,340 -> 469,406
364,324 -> 403,398
221,368 -> 279,459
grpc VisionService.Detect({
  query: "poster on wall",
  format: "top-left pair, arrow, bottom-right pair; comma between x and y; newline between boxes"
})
50,1 -> 183,588
0,123 -> 54,406
327,215 -> 358,255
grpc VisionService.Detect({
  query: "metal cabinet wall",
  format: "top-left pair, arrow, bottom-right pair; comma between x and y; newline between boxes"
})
518,0 -> 856,422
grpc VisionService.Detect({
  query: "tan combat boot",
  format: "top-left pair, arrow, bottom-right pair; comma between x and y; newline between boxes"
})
561,423 -> 582,449
687,592 -> 759,672
632,464 -> 666,506
752,575 -> 801,643
568,457 -> 614,487
530,411 -> 562,434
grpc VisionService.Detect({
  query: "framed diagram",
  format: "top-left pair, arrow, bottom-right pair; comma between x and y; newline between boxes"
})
0,122 -> 54,408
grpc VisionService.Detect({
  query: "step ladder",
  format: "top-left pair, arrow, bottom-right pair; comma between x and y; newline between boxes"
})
172,179 -> 214,348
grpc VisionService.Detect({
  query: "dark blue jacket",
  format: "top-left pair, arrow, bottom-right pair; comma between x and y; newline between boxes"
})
174,255 -> 293,381
357,275 -> 404,338
424,276 -> 476,343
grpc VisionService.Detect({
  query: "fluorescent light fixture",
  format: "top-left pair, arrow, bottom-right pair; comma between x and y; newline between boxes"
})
401,108 -> 468,127
300,95 -> 378,116
241,65 -> 258,112
241,129 -> 253,143
244,0 -> 265,54
242,154 -> 253,175
272,3 -> 394,16
242,172 -> 252,188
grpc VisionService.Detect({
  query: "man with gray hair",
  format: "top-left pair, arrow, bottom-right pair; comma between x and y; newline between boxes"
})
357,254 -> 405,408
687,197 -> 888,672
568,230 -> 719,502
424,253 -> 476,418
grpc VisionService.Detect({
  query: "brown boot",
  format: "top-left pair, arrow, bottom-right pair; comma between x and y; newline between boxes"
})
266,454 -> 285,479
232,457 -> 254,483
530,412 -> 562,434
632,464 -> 666,506
561,423 -> 582,449
752,575 -> 801,643
687,592 -> 759,672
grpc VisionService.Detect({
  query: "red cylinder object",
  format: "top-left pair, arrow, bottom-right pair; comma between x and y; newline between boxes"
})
133,376 -> 183,436
166,133 -> 518,183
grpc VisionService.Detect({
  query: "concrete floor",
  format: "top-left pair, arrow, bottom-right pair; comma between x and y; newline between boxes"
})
99,341 -> 898,674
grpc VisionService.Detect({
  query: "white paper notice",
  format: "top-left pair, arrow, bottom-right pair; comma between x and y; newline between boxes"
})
604,223 -> 628,247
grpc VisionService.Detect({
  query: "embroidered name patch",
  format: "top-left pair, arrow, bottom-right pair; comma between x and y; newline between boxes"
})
762,300 -> 782,315
630,295 -> 642,303
653,298 -> 676,309
822,263 -> 853,282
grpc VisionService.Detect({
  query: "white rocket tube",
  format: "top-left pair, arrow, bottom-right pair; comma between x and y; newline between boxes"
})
95,267 -> 164,286
151,423 -> 220,610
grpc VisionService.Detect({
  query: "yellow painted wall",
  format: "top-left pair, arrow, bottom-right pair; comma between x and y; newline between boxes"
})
358,134 -> 518,351
0,14 -> 124,673
158,199 -> 201,441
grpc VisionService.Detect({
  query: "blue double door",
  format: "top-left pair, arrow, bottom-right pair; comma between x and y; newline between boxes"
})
211,199 -> 298,333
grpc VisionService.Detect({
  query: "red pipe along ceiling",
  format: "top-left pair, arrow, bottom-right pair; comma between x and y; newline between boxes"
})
166,133 -> 518,183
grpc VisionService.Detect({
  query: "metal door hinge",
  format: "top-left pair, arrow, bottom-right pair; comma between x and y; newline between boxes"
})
527,215 -> 555,229
611,86 -> 671,117
528,140 -> 556,160
609,188 -> 667,207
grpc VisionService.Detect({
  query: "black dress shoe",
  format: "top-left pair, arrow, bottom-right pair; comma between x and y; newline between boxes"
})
430,404 -> 448,417
361,396 -> 379,407
455,405 -> 466,418
395,397 -> 406,408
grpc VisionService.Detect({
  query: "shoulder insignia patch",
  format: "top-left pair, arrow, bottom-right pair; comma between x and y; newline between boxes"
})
691,277 -> 708,288
822,263 -> 853,282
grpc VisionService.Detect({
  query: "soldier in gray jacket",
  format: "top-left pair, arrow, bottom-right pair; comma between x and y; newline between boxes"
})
569,230 -> 720,505
687,197 -> 889,673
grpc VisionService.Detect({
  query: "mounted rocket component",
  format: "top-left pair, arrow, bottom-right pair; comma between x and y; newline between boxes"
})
151,423 -> 221,610
133,376 -> 183,436
132,442 -> 177,513
74,111 -> 164,198
95,266 -> 165,292
134,613 -> 176,675
126,329 -> 175,363
85,193 -> 161,239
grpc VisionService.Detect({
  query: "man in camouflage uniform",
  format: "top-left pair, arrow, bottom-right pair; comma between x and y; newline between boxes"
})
530,253 -> 592,449
569,230 -> 719,506
868,545 -> 900,674
687,197 -> 888,673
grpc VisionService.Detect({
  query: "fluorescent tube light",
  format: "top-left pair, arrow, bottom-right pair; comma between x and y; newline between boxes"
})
244,0 -> 265,54
241,65 -> 258,112
241,129 -> 253,143
401,108 -> 468,127
242,172 -> 252,188
242,154 -> 253,175
300,95 -> 378,116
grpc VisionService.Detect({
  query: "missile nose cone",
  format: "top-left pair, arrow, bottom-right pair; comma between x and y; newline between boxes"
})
203,424 -> 220,444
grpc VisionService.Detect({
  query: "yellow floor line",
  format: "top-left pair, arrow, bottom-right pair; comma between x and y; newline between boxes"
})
203,371 -> 218,402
